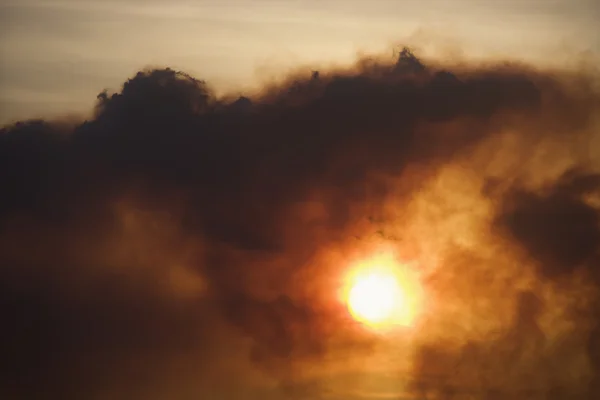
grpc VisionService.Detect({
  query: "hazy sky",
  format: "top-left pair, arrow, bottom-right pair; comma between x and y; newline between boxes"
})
0,0 -> 598,123
2,2 -> 600,400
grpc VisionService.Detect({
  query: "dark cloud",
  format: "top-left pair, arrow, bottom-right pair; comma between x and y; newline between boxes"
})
496,168 -> 600,279
1,49 -> 599,399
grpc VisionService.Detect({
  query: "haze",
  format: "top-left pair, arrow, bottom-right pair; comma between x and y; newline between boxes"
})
1,0 -> 599,124
1,1 -> 600,400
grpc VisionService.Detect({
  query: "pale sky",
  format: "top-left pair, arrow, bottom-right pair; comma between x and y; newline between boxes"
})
0,0 -> 598,124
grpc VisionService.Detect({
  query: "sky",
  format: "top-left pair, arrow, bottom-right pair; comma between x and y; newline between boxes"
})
1,0 -> 599,124
1,2 -> 600,400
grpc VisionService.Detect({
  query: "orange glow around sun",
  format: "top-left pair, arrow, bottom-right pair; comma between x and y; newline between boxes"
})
342,252 -> 422,330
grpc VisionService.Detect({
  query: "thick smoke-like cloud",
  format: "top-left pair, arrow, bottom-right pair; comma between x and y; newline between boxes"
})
1,48 -> 599,399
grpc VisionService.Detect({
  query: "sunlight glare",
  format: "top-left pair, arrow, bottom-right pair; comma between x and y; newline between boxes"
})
343,252 -> 421,330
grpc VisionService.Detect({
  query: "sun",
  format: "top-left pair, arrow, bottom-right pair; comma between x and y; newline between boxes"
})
348,271 -> 404,324
342,252 -> 420,330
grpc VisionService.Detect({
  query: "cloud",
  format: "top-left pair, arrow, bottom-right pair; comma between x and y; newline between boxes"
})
496,168 -> 600,279
1,48 -> 599,399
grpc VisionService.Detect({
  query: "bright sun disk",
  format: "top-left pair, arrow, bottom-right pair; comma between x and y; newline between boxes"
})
343,253 -> 419,329
349,273 -> 401,322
